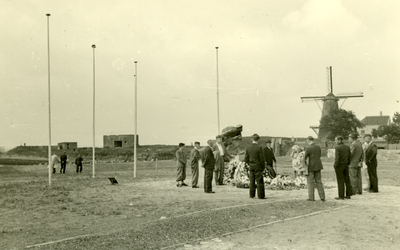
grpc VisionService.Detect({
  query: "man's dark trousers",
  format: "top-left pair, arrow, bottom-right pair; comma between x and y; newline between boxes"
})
76,163 -> 83,173
60,162 -> 66,173
204,168 -> 213,193
335,164 -> 353,198
349,167 -> 362,194
249,170 -> 265,199
367,164 -> 378,192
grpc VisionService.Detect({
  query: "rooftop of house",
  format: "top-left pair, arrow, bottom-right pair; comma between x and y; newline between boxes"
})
361,115 -> 391,126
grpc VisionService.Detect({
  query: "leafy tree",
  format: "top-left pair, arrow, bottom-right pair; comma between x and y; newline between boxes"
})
377,112 -> 400,143
319,109 -> 365,141
393,111 -> 400,125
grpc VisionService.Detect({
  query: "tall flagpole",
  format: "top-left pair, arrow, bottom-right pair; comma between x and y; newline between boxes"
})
215,47 -> 220,135
46,13 -> 52,186
134,61 -> 138,178
92,44 -> 96,178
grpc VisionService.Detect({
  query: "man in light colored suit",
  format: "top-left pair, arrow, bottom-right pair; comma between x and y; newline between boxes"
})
304,136 -> 325,201
212,135 -> 231,185
189,142 -> 201,188
176,143 -> 188,187
348,133 -> 363,195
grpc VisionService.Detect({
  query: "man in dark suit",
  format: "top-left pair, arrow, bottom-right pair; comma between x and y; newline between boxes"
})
176,143 -> 188,187
304,136 -> 325,201
334,136 -> 353,200
202,140 -> 215,193
263,139 -> 277,177
364,134 -> 378,192
244,134 -> 265,199
60,152 -> 67,174
348,133 -> 363,195
75,154 -> 84,173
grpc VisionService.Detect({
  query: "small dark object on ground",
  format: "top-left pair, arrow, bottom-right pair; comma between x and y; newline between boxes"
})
109,178 -> 118,184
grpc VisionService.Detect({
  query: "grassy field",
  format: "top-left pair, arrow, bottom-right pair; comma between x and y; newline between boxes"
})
1,151 -> 399,249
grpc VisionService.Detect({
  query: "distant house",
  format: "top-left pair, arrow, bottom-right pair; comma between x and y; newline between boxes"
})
103,134 -> 139,148
58,142 -> 78,150
358,112 -> 391,138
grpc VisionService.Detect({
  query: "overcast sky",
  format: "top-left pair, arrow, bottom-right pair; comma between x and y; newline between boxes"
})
1,0 -> 399,149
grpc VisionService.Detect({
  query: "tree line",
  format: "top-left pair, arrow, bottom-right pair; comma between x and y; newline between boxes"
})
319,109 -> 400,144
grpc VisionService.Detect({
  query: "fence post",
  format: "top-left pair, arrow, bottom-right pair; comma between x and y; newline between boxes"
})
156,158 -> 158,179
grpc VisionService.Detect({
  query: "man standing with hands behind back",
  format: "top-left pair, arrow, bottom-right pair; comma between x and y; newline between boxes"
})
202,140 -> 216,193
190,142 -> 201,188
213,135 -> 231,185
244,134 -> 265,199
304,136 -> 325,201
364,134 -> 378,193
334,136 -> 352,200
348,133 -> 363,195
176,143 -> 188,187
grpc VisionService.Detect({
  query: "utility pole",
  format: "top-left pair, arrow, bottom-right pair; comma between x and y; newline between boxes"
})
46,13 -> 52,186
216,47 -> 220,135
92,44 -> 96,178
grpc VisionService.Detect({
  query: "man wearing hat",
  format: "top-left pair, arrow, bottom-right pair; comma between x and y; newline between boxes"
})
176,143 -> 188,187
244,134 -> 265,199
334,135 -> 352,200
304,136 -> 325,201
263,139 -> 277,177
189,141 -> 201,188
348,133 -> 363,195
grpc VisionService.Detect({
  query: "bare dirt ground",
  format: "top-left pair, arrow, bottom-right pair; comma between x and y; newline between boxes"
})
176,185 -> 400,250
1,150 -> 399,249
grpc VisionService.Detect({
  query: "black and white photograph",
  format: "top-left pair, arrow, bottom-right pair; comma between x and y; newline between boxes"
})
1,0 -> 399,249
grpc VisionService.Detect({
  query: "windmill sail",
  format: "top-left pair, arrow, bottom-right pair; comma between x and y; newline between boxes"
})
301,66 -> 363,140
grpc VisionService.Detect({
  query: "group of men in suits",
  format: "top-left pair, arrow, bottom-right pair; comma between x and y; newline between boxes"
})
333,133 -> 379,200
305,133 -> 379,202
176,134 -> 278,197
175,138 -> 227,192
177,132 -> 379,201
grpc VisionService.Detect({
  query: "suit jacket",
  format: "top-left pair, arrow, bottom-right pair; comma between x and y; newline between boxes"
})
244,143 -> 265,172
263,146 -> 276,166
365,142 -> 378,167
212,142 -> 231,162
176,149 -> 186,167
349,140 -> 363,168
305,143 -> 323,172
189,148 -> 201,167
60,154 -> 67,163
202,146 -> 215,170
334,143 -> 351,168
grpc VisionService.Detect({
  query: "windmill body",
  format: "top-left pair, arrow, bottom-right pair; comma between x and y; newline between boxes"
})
301,67 -> 363,140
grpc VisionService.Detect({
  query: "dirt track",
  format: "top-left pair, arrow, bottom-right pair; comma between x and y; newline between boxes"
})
176,185 -> 400,250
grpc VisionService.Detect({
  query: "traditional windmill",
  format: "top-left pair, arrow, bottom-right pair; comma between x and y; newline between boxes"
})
301,66 -> 363,139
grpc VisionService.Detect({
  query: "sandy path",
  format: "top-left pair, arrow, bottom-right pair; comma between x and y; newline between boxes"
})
175,185 -> 400,250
